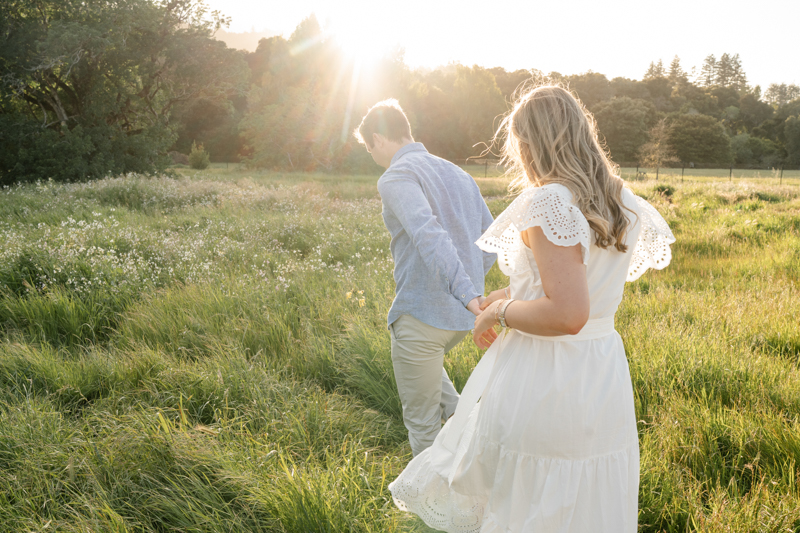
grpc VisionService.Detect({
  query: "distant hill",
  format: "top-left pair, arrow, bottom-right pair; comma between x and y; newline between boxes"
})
215,28 -> 279,52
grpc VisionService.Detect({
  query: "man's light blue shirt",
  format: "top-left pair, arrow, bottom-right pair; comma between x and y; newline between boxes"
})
377,143 -> 496,331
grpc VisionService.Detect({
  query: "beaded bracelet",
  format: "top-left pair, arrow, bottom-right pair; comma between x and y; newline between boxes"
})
499,299 -> 515,328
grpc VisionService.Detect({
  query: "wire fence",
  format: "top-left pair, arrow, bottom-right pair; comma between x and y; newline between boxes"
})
459,159 -> 800,186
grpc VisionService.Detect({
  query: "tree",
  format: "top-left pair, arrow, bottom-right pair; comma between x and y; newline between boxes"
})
785,116 -> 800,167
564,71 -> 613,110
730,54 -> 747,92
488,67 -> 536,99
764,84 -> 800,107
668,56 -> 687,86
731,133 -> 779,167
737,93 -> 774,132
593,97 -> 655,162
643,60 -> 665,81
610,77 -> 651,100
668,114 -> 732,165
638,118 -> 678,169
699,55 -> 717,87
0,0 -> 247,183
715,53 -> 734,88
452,65 -> 506,158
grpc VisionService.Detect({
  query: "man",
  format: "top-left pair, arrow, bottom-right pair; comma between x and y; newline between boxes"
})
355,99 -> 496,456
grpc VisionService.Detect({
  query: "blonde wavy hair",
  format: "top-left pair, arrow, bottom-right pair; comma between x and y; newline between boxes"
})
498,84 -> 634,252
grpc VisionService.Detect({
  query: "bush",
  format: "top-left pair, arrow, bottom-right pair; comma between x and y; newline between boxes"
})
653,183 -> 676,197
189,142 -> 211,170
0,114 -> 174,184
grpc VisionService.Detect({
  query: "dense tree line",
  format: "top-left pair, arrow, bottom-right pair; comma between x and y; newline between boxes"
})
0,0 -> 247,183
3,2 -> 800,182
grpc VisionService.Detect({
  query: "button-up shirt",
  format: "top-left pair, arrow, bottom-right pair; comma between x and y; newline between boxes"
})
377,143 -> 496,331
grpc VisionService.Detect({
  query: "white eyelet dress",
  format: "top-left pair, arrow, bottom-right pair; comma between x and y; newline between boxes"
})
389,183 -> 675,532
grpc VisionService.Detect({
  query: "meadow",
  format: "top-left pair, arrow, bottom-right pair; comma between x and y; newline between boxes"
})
0,167 -> 798,532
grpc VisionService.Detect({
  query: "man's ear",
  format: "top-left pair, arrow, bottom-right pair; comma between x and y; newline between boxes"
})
372,133 -> 385,148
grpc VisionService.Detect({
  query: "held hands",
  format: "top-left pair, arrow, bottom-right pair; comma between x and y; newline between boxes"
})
472,299 -> 501,349
479,287 -> 509,311
466,296 -> 485,316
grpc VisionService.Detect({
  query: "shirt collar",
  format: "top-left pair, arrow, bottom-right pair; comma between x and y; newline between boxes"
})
390,142 -> 427,166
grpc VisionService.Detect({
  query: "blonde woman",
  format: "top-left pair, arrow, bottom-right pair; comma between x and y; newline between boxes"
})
389,85 -> 675,532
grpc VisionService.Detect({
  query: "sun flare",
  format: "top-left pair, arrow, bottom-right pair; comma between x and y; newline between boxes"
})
327,15 -> 400,65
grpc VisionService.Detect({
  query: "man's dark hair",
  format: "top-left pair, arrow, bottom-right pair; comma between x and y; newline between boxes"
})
354,99 -> 413,149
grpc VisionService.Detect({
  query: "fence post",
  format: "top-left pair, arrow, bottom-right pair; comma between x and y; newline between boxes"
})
485,160 -> 488,178
656,167 -> 659,181
780,165 -> 784,185
681,165 -> 684,183
729,166 -> 733,181
636,165 -> 639,178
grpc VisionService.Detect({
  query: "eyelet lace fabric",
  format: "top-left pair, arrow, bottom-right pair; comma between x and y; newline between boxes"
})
476,184 -> 675,282
476,184 -> 591,276
627,196 -> 676,281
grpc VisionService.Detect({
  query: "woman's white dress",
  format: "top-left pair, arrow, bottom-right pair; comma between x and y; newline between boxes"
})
389,183 -> 675,532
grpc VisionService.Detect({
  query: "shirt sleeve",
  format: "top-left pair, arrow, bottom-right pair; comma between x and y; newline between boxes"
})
480,200 -> 497,275
378,170 -> 481,308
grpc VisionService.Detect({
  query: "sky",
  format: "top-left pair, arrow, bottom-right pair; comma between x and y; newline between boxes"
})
204,0 -> 799,90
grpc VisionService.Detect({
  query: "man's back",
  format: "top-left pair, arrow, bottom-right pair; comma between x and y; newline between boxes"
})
377,143 -> 495,331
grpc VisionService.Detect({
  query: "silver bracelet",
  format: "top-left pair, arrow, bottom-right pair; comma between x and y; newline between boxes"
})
498,299 -> 515,328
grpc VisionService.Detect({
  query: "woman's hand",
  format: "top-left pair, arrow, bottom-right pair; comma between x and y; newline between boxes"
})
472,300 -> 501,349
479,288 -> 508,311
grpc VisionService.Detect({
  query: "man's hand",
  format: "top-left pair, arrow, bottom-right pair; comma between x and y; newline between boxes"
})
479,288 -> 508,311
467,296 -> 485,316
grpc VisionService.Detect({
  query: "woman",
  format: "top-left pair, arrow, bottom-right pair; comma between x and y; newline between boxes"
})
388,85 -> 675,532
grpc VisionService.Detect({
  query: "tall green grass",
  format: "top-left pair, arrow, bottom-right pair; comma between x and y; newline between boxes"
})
0,171 -> 798,531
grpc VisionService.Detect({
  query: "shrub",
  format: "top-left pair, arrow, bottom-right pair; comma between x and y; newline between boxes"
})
189,142 -> 211,170
0,114 -> 174,184
653,183 -> 676,197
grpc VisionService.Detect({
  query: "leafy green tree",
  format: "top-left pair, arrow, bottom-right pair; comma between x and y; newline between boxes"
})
188,141 -> 211,169
0,0 -> 246,183
785,116 -> 800,167
610,77 -> 651,100
672,83 -> 720,116
565,72 -> 613,110
451,65 -> 506,158
731,133 -> 780,167
593,97 -> 655,162
668,114 -> 731,165
240,15 -> 389,172
644,77 -> 674,112
737,93 -> 775,132
489,68 -> 537,99
764,84 -> 800,107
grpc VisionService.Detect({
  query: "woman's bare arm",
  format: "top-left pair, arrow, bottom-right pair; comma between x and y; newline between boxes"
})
472,226 -> 590,348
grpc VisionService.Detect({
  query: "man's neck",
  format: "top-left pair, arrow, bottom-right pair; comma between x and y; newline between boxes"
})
384,138 -> 415,166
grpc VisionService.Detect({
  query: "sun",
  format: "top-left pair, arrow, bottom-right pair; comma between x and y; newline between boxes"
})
325,14 -> 400,65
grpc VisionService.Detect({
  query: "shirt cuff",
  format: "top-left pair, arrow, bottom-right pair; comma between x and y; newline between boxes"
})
453,281 -> 480,308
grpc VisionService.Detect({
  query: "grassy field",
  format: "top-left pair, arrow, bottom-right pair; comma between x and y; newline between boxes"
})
0,168 -> 798,532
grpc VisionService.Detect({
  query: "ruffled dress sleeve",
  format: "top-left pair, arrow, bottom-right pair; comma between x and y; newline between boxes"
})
476,184 -> 591,277
626,195 -> 676,281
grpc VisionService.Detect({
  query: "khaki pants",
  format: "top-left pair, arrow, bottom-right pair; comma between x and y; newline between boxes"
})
389,314 -> 469,456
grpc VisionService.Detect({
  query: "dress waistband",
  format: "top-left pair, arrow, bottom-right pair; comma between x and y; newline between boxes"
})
513,316 -> 615,342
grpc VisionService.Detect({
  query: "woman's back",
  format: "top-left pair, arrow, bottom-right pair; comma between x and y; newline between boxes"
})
486,183 -> 671,322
